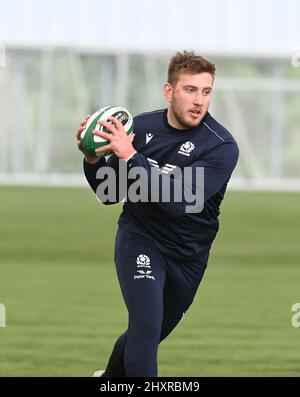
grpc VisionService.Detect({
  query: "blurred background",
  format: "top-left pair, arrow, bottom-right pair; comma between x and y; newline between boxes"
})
0,0 -> 300,187
0,0 -> 300,377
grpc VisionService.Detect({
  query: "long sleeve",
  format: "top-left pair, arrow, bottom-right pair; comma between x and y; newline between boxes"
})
83,154 -> 125,204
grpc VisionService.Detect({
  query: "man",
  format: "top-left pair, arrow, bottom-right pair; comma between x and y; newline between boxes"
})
76,51 -> 239,377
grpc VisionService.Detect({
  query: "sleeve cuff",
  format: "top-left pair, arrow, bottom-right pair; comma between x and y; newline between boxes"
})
125,151 -> 137,162
83,156 -> 106,169
125,151 -> 138,168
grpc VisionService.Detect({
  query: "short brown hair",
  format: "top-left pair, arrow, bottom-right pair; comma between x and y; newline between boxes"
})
168,50 -> 216,86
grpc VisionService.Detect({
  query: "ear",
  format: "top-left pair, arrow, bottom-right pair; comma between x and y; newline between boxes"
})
163,82 -> 173,103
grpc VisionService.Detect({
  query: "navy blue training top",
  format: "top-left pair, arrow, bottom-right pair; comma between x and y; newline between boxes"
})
84,109 -> 239,261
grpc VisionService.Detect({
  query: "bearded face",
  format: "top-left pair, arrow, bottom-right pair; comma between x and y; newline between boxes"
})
164,72 -> 213,130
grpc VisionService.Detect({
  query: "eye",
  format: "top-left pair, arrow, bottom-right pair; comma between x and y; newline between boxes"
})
203,89 -> 211,96
186,87 -> 195,93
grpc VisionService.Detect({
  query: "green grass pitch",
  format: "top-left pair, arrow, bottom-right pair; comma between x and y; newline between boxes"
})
0,186 -> 300,376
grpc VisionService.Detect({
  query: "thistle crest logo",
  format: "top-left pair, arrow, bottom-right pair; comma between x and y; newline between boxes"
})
178,141 -> 195,156
134,254 -> 155,280
136,254 -> 151,268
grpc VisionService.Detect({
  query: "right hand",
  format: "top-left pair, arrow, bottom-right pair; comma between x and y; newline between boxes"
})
76,115 -> 99,164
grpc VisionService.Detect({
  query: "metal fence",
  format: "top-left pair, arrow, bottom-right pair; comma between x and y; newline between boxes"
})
0,47 -> 299,189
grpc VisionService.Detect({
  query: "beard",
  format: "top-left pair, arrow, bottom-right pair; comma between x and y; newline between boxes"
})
169,99 -> 206,130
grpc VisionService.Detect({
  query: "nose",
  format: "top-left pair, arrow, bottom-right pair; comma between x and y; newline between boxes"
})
193,93 -> 204,106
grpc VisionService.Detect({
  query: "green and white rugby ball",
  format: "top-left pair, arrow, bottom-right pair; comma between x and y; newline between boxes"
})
80,106 -> 134,157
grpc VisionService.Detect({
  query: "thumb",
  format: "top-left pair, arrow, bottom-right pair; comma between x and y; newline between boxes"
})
129,133 -> 135,143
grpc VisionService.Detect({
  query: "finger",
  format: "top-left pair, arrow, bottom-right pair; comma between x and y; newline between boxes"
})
80,115 -> 90,127
76,127 -> 84,140
97,119 -> 118,135
108,116 -> 124,131
76,129 -> 82,140
129,133 -> 135,143
92,129 -> 112,141
82,115 -> 90,123
95,144 -> 112,153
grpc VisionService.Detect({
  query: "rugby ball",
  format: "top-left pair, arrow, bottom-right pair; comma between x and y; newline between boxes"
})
80,106 -> 134,157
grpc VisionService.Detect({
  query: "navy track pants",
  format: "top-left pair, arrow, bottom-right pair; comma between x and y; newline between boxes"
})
103,227 -> 209,377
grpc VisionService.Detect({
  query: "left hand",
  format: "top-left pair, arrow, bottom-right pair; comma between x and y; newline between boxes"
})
93,116 -> 136,160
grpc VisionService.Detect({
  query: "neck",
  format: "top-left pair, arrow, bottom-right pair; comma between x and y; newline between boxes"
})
167,108 -> 185,130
